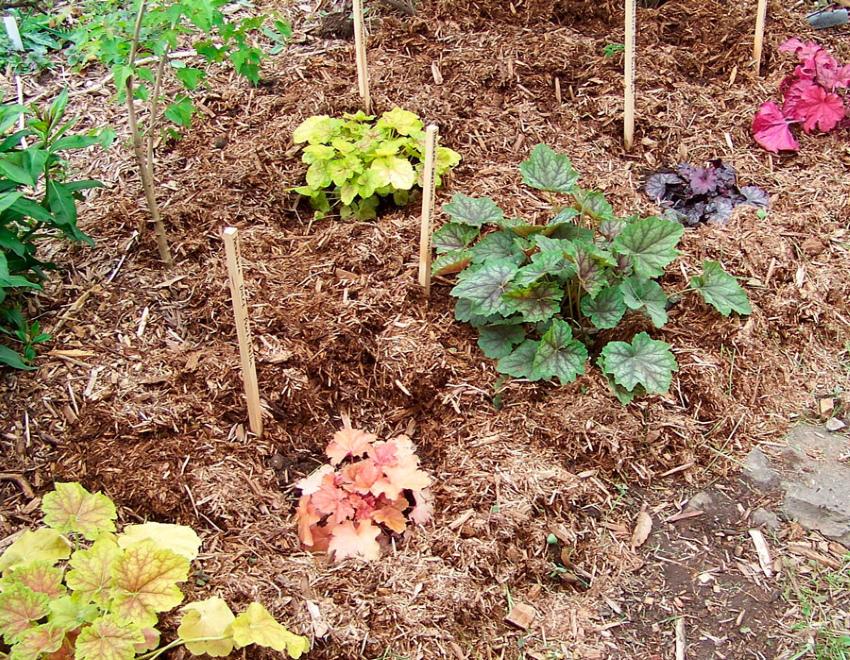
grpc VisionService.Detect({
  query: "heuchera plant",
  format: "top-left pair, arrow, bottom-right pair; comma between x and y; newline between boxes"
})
292,108 -> 461,220
0,482 -> 309,659
753,38 -> 850,153
436,144 -> 752,403
295,418 -> 433,562
644,160 -> 768,226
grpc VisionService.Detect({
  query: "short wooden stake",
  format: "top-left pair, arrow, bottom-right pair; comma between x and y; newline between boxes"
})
418,124 -> 439,296
352,0 -> 371,112
222,227 -> 263,438
623,0 -> 636,151
3,16 -> 26,140
753,0 -> 768,76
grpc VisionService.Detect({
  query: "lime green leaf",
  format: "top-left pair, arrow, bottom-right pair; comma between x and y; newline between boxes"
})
612,216 -> 683,279
432,250 -> 472,276
372,138 -> 406,157
164,96 -> 195,128
599,332 -> 677,395
178,597 -> 236,657
0,529 -> 70,575
469,231 -> 525,265
328,155 -> 364,186
301,144 -> 336,164
65,536 -> 121,607
443,194 -> 504,227
690,261 -> 751,316
0,562 -> 64,598
118,523 -> 201,561
231,602 -> 309,657
477,324 -> 526,359
0,585 -> 48,643
376,107 -> 423,136
110,542 -> 189,627
41,483 -> 116,541
620,276 -> 668,327
8,623 -> 65,659
450,258 -> 519,316
502,280 -> 563,322
369,156 -> 416,190
519,144 -> 579,193
435,146 -> 461,174
305,161 -> 333,189
529,319 -> 587,384
342,110 -> 374,122
580,286 -> 626,329
432,222 -> 479,253
292,115 -> 343,144
47,594 -> 100,631
496,340 -> 540,379
74,616 -> 144,660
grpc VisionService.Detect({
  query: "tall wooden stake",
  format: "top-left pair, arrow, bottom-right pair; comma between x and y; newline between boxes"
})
753,0 -> 768,76
353,0 -> 371,112
3,16 -> 26,143
223,227 -> 263,438
624,0 -> 636,151
418,125 -> 438,296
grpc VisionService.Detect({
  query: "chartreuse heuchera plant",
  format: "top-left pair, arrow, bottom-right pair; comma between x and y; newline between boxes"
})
0,482 -> 309,659
292,108 -> 461,220
435,144 -> 752,403
295,418 -> 433,562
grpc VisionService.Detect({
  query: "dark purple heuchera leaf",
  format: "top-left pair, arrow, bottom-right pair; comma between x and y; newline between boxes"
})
706,198 -> 734,224
739,186 -> 769,207
687,167 -> 719,195
644,172 -> 681,201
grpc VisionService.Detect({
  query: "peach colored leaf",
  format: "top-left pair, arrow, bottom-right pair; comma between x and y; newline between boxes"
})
41,483 -> 117,541
135,627 -> 160,653
9,623 -> 65,658
328,520 -> 381,562
311,481 -> 355,525
367,441 -> 397,468
295,497 -> 322,547
325,427 -> 376,465
377,464 -> 432,500
409,489 -> 434,525
342,459 -> 382,494
65,537 -> 121,608
74,615 -> 144,660
0,585 -> 48,643
372,505 -> 407,534
295,465 -> 333,496
1,562 -> 65,598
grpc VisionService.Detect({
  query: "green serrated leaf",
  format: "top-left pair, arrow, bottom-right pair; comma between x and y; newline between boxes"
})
519,144 -> 579,193
41,482 -> 117,540
65,536 -> 121,608
369,156 -> 415,190
443,193 -> 504,227
432,222 -> 479,253
690,261 -> 751,316
620,276 -> 668,327
0,585 -> 49,644
376,107 -> 423,136
292,115 -> 343,144
496,340 -> 540,379
0,562 -> 64,599
174,66 -> 205,90
47,594 -> 100,632
529,319 -> 587,384
612,216 -> 683,279
599,332 -> 677,395
450,258 -> 519,315
573,187 -> 615,222
8,622 -> 65,658
563,241 -> 609,297
74,615 -> 144,660
512,250 -> 575,288
163,96 -> 194,128
580,286 -> 626,329
0,529 -> 70,575
477,324 -> 526,359
502,280 -> 562,323
231,602 -> 309,657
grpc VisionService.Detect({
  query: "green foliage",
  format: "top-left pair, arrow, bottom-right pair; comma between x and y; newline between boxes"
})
602,43 -> 625,58
0,10 -> 71,73
0,93 -> 112,370
292,108 -> 461,220
440,144 -> 751,402
0,482 -> 310,659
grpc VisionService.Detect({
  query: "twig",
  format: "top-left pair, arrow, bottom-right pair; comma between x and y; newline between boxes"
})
0,473 -> 35,499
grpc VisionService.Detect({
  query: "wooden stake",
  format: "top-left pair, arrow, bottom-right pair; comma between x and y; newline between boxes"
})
623,0 -> 636,150
418,124 -> 438,296
353,0 -> 371,112
753,0 -> 768,76
222,227 -> 263,438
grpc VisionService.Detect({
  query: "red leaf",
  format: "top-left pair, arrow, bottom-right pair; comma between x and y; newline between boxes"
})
779,38 -> 822,61
787,84 -> 845,133
752,101 -> 799,153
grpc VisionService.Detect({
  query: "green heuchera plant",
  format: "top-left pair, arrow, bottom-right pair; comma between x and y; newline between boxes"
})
292,108 -> 461,220
436,144 -> 752,403
0,482 -> 310,659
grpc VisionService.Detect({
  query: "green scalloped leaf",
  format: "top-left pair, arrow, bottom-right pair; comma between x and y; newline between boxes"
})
0,585 -> 49,644
512,250 -> 576,288
0,562 -> 65,599
432,249 -> 472,276
0,529 -> 71,575
620,276 -> 668,327
580,286 -> 626,329
432,222 -> 479,253
178,597 -> 236,657
519,144 -> 579,193
496,340 -> 540,379
477,324 -> 526,359
231,603 -> 310,657
47,594 -> 100,632
65,536 -> 121,608
450,258 -> 519,316
529,319 -> 587,384
612,216 -> 683,279
74,615 -> 144,660
573,187 -> 615,222
292,115 -> 343,145
443,194 -> 504,227
563,241 -> 610,298
41,482 -> 117,541
469,231 -> 526,265
502,280 -> 563,323
690,261 -> 751,316
599,332 -> 677,395
8,623 -> 65,659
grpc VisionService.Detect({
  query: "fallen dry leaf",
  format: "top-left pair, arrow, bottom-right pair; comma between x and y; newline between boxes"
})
631,510 -> 653,548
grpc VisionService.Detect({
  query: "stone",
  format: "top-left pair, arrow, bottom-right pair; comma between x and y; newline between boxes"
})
750,508 -> 781,532
825,418 -> 846,432
742,447 -> 780,488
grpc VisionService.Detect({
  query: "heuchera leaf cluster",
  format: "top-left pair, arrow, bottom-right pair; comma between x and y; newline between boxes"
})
437,144 -> 752,403
295,419 -> 433,562
292,108 -> 461,220
0,482 -> 309,659
752,38 -> 850,153
644,160 -> 768,226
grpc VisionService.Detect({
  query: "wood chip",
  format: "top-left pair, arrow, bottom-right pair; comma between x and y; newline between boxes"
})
631,510 -> 653,548
788,543 -> 842,569
748,528 -> 773,578
675,617 -> 686,660
505,602 -> 536,630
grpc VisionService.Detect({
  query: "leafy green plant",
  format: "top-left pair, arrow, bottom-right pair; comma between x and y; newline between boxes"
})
0,482 -> 310,659
435,144 -> 751,403
602,43 -> 624,58
292,108 -> 461,220
68,0 -> 289,265
0,9 -> 71,72
0,93 -> 112,370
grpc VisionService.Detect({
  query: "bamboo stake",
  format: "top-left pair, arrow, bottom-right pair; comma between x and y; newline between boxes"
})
623,0 -> 636,150
222,227 -> 263,438
418,124 -> 438,295
753,0 -> 768,76
3,16 -> 27,145
352,0 -> 371,112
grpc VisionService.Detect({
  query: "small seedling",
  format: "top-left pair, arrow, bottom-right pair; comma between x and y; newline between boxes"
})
602,43 -> 624,58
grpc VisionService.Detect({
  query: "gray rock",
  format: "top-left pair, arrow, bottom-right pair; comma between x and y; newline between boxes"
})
686,490 -> 715,510
742,447 -> 780,487
750,508 -> 781,532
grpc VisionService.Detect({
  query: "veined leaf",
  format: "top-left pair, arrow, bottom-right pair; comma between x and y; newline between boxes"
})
512,250 -> 576,288
529,319 -> 587,384
620,276 -> 668,327
690,261 -> 751,316
301,144 -> 335,164
496,339 -> 540,379
65,536 -> 121,608
47,594 -> 100,632
580,286 -> 626,329
41,482 -> 116,540
0,529 -> 70,575
599,332 -> 677,395
450,258 -> 519,316
435,146 -> 461,174
612,216 -> 683,279
477,324 -> 526,359
164,96 -> 195,128
376,107 -> 423,136
563,241 -> 609,297
573,187 -> 615,222
369,156 -> 415,190
502,280 -> 563,322
599,217 -> 627,240
8,623 -> 65,658
178,597 -> 236,657
231,602 -> 309,657
432,222 -> 479,253
519,144 -> 579,193
431,250 -> 472,276
0,585 -> 48,644
117,523 -> 201,561
469,231 -> 526,265
292,115 -> 343,144
0,562 -> 64,599
74,615 -> 144,660
443,193 -> 504,227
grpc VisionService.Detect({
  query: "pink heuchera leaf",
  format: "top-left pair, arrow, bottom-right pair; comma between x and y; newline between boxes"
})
752,101 -> 799,153
328,520 -> 381,562
342,459 -> 382,493
367,441 -> 397,468
789,84 -> 846,133
311,477 -> 356,524
779,38 -> 822,61
295,465 -> 333,496
325,426 -> 376,465
409,490 -> 434,525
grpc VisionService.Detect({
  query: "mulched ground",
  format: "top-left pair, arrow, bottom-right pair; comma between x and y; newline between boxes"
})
2,0 -> 849,657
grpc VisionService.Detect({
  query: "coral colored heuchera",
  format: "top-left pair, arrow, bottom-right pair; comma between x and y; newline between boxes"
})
753,38 -> 850,153
295,418 -> 433,562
